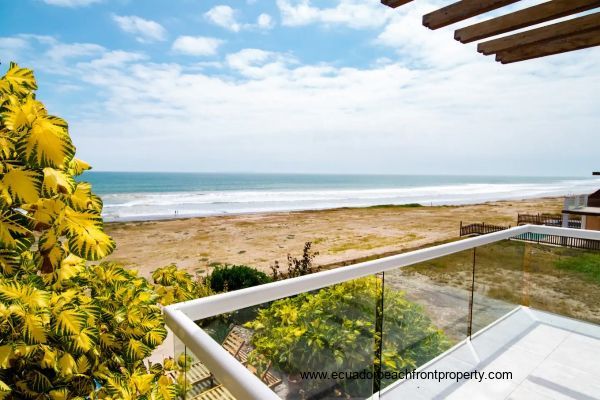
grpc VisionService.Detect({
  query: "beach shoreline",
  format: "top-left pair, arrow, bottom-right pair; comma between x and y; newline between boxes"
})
104,196 -> 564,278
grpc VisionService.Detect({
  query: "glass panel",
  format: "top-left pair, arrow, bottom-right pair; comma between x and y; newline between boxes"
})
520,239 -> 600,325
172,343 -> 221,399
471,239 -> 526,335
170,335 -> 194,399
380,249 -> 473,395
196,276 -> 381,399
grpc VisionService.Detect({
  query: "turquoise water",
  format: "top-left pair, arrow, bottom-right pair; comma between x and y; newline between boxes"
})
80,172 -> 600,221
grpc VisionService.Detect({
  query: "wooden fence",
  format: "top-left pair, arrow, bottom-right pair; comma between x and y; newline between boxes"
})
460,221 -> 600,251
460,222 -> 510,236
517,213 -> 582,229
513,232 -> 600,251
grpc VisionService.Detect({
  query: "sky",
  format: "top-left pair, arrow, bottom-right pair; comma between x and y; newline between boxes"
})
0,0 -> 599,176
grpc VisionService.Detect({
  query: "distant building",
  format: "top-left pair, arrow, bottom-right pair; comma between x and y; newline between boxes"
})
562,174 -> 600,230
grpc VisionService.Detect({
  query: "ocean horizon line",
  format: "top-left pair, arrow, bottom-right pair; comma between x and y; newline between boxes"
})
83,172 -> 600,222
85,170 -> 592,179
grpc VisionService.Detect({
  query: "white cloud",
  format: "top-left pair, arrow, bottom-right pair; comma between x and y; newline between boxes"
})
276,0 -> 392,29
47,43 -> 105,62
0,37 -> 31,62
205,5 -> 274,31
112,15 -> 167,43
226,49 -> 296,78
257,13 -> 274,29
205,5 -> 241,32
172,36 -> 224,56
5,23 -> 600,176
42,0 -> 101,7
375,2 -> 478,68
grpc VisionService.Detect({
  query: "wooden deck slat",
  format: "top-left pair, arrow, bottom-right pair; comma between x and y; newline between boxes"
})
381,0 -> 413,9
167,361 -> 212,386
190,385 -> 236,400
496,28 -> 600,63
423,0 -> 520,30
455,0 -> 600,43
478,12 -> 600,54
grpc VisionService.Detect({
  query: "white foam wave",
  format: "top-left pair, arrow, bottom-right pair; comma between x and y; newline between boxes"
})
100,178 -> 600,222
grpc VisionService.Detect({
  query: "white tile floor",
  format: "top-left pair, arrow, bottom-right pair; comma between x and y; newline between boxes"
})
381,307 -> 600,400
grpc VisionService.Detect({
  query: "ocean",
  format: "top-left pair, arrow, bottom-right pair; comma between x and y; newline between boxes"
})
81,172 -> 600,222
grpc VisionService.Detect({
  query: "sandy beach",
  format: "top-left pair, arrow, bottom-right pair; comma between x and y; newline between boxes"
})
104,197 -> 563,278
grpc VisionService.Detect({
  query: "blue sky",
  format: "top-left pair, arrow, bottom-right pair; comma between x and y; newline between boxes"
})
1,0 -> 599,176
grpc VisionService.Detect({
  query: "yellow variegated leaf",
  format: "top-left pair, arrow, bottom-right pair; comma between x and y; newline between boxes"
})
29,370 -> 53,392
0,209 -> 33,250
13,342 -> 37,358
0,136 -> 14,159
23,313 -> 47,344
49,388 -> 69,400
48,254 -> 85,286
105,375 -> 134,400
57,353 -> 76,377
76,354 -> 91,374
25,198 -> 66,227
125,338 -> 151,361
2,96 -> 44,133
68,182 -> 102,212
0,379 -> 11,400
61,208 -> 115,260
0,62 -> 37,97
42,167 -> 75,196
55,308 -> 86,335
153,376 -> 178,400
69,326 -> 98,353
132,373 -> 154,394
99,332 -> 118,350
0,281 -> 49,308
40,346 -> 57,369
0,249 -> 20,275
17,115 -> 74,169
39,227 -> 65,274
1,168 -> 42,204
67,157 -> 91,176
92,262 -> 131,285
0,345 -> 13,368
143,326 -> 167,347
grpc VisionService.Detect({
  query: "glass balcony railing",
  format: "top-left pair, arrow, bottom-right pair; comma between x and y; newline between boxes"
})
164,225 -> 600,400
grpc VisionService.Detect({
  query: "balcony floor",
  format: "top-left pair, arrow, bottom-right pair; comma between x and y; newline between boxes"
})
380,307 -> 600,400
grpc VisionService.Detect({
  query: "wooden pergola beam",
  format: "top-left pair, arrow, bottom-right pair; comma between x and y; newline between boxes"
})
455,0 -> 600,43
496,28 -> 600,63
478,12 -> 600,55
423,0 -> 520,30
381,0 -> 413,9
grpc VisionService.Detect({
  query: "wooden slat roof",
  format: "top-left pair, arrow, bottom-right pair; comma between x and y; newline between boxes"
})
382,0 -> 600,63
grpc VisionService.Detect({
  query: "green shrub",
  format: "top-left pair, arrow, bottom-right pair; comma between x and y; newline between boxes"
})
209,264 -> 272,292
245,276 -> 449,397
